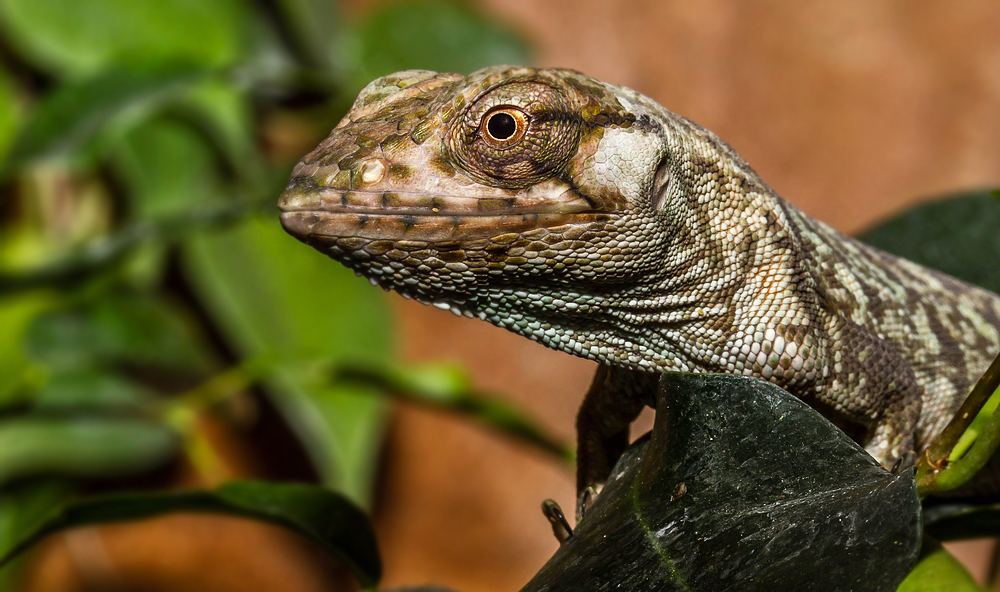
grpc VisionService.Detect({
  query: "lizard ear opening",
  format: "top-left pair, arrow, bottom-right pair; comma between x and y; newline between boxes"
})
651,156 -> 678,212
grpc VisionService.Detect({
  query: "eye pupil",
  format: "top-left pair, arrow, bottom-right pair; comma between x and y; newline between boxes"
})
487,112 -> 518,140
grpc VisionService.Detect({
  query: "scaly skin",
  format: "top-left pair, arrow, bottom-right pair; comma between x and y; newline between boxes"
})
278,66 -> 1000,508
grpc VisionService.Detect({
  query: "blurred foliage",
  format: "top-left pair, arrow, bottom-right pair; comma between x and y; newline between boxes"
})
0,480 -> 383,588
0,0 -> 529,588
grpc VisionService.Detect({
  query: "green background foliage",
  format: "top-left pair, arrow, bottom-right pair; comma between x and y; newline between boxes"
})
0,0 -> 528,588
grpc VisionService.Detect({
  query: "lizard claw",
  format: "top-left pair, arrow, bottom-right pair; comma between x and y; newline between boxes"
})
891,450 -> 918,474
542,499 -> 573,544
576,484 -> 603,522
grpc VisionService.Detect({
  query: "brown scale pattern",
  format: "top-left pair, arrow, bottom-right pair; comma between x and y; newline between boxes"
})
278,66 -> 1000,502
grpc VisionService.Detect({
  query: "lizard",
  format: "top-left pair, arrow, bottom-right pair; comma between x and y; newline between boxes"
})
277,65 -> 1000,514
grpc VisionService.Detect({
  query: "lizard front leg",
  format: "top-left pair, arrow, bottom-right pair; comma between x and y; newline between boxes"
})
576,364 -> 658,518
819,318 -> 923,470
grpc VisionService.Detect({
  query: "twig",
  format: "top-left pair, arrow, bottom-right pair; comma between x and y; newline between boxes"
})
0,197 -> 272,295
332,362 -> 574,464
916,350 -> 1000,494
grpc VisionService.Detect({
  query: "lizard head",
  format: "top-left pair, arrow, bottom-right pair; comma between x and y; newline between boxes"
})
279,66 -> 766,368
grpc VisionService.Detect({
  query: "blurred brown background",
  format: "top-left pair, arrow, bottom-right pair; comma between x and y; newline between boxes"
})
378,1 -> 1000,590
17,1 -> 1000,590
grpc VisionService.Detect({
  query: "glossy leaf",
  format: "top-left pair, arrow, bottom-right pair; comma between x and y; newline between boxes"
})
0,480 -> 382,587
345,0 -> 529,92
0,417 -> 177,485
523,374 -> 921,592
3,66 -> 207,174
857,190 -> 1000,294
896,538 -> 984,592
0,0 -> 250,75
184,216 -> 391,505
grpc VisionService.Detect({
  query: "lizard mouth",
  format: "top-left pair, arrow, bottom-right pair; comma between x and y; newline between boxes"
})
278,186 -> 613,242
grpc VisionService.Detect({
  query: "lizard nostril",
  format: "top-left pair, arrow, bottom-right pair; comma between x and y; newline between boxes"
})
359,159 -> 386,184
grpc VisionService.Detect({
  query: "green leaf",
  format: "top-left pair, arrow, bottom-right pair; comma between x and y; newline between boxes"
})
4,66 -> 208,174
896,538 -> 984,592
272,0 -> 342,71
0,480 -> 382,587
523,374 -> 921,592
184,215 -> 392,505
0,67 -> 19,162
0,294 -> 52,407
0,0 -> 251,75
31,368 -> 155,413
24,290 -> 212,375
0,417 -> 177,485
115,116 -> 225,220
857,191 -> 1000,294
174,79 -> 258,178
0,479 -> 75,590
112,83 -> 255,284
344,0 -> 530,92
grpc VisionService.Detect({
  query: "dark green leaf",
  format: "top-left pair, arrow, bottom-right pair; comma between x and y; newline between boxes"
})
0,480 -> 382,587
923,502 -> 1000,541
0,417 -> 177,484
345,0 -> 529,92
184,216 -> 391,504
857,191 -> 1000,294
0,0 -> 251,75
0,479 -> 74,589
3,66 -> 208,174
896,538 -> 983,592
523,374 -> 921,592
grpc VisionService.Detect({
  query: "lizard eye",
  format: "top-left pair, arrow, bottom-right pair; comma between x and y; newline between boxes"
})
481,107 -> 528,148
448,81 -> 581,189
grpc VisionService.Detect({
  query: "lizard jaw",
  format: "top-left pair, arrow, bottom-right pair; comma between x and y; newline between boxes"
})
277,180 -> 613,242
278,209 -> 612,243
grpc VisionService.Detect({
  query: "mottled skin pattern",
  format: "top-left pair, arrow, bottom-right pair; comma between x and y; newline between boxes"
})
279,66 -> 1000,510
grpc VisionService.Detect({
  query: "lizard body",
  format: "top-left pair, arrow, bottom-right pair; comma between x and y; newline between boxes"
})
278,66 -> 1000,504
